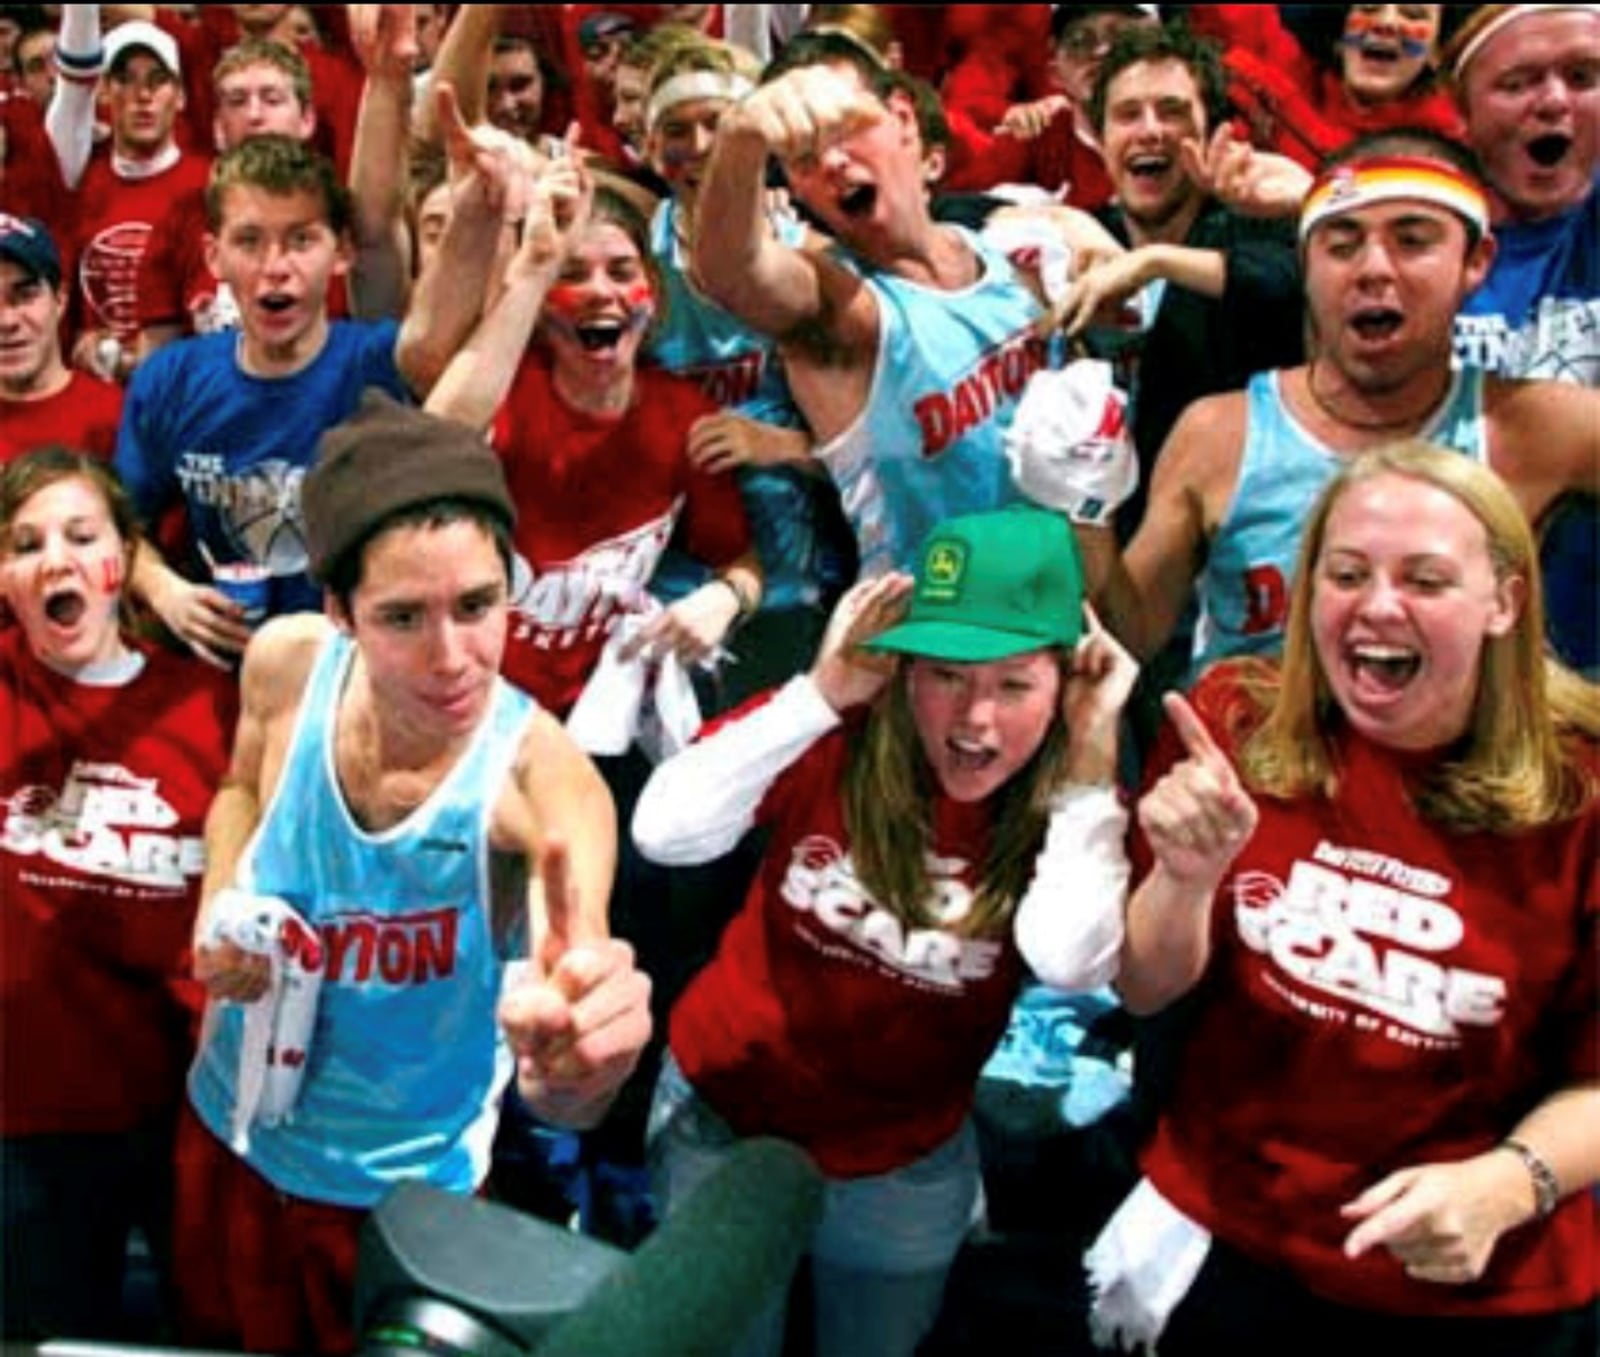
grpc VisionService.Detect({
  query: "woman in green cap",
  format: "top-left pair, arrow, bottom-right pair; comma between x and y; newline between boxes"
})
632,504 -> 1139,1357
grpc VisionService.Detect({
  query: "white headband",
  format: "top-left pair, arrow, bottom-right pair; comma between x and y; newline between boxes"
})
1451,4 -> 1600,76
646,72 -> 753,131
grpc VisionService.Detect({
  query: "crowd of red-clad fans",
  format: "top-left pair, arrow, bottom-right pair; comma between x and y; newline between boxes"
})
1,4 -> 1596,1355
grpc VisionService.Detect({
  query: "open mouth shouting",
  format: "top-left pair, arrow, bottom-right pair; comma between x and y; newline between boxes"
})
43,584 -> 88,631
1347,304 -> 1405,345
1346,641 -> 1421,697
1525,132 -> 1574,169
836,182 -> 879,220
945,734 -> 998,774
574,318 -> 627,353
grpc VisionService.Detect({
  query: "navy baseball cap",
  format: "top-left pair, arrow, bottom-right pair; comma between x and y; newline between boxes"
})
0,215 -> 62,289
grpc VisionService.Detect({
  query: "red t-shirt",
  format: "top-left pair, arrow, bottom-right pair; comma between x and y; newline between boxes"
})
0,373 -> 125,462
1137,662 -> 1599,1318
670,697 -> 1027,1177
1,89 -> 68,224
490,358 -> 751,716
943,100 -> 1114,207
0,631 -> 237,1134
156,7 -> 363,176
67,150 -> 213,347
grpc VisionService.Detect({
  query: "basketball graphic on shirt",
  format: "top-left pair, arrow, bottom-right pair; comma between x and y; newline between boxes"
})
80,220 -> 152,338
221,460 -> 309,574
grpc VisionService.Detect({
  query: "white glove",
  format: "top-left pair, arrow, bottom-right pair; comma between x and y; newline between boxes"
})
1004,361 -> 1138,525
203,889 -> 325,1149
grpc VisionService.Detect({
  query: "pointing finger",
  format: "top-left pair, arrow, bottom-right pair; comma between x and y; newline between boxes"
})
1163,691 -> 1230,770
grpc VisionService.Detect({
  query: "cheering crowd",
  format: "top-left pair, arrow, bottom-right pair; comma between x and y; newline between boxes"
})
1,4 -> 1596,1354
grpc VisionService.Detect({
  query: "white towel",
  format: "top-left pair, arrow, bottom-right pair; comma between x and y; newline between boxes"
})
565,610 -> 703,762
201,889 -> 325,1153
1085,1177 -> 1213,1353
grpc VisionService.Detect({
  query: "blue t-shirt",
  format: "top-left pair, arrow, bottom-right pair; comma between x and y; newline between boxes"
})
1455,183 -> 1600,386
115,321 -> 408,615
1453,185 -> 1599,675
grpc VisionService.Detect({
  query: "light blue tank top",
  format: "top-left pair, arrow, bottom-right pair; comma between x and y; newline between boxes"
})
816,227 -> 1047,576
646,200 -> 848,611
1193,367 -> 1489,673
188,630 -> 536,1207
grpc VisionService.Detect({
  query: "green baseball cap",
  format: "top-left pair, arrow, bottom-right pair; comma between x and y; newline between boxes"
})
865,506 -> 1085,663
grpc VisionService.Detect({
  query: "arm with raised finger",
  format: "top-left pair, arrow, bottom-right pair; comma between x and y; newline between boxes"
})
397,83 -> 525,396
495,711 -> 649,1130
1117,690 -> 1258,1014
427,148 -> 594,429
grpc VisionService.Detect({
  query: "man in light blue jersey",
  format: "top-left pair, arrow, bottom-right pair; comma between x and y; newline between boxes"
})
691,30 -> 1118,578
172,392 -> 652,1354
1080,127 -> 1599,675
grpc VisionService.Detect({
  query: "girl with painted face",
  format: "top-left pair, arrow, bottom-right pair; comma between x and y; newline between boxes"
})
428,160 -> 763,725
1100,441 -> 1600,1354
632,506 -> 1140,1357
0,447 -> 235,1341
1203,4 -> 1466,169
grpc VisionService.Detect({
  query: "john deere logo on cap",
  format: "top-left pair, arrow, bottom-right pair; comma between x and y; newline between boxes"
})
921,539 -> 967,603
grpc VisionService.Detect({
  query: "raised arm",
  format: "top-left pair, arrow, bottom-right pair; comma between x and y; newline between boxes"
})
1084,393 -> 1238,661
44,3 -> 103,190
1116,691 -> 1257,1014
691,64 -> 877,338
495,709 -> 651,1130
395,84 -> 526,396
1013,608 -> 1139,992
411,2 -> 501,146
345,3 -> 419,318
425,147 -> 592,428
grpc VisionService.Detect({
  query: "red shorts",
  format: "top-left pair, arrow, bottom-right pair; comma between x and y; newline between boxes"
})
171,1104 -> 365,1355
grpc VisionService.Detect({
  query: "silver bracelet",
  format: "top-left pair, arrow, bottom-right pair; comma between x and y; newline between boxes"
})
1500,1137 -> 1560,1218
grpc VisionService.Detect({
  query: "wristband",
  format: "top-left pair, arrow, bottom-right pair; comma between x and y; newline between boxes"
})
715,574 -> 756,621
1500,1137 -> 1560,1218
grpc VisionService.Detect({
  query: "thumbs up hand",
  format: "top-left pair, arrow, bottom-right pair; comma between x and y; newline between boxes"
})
1137,692 -> 1258,893
498,837 -> 653,1129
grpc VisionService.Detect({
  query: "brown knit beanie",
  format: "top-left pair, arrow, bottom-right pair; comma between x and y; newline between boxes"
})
304,389 -> 516,584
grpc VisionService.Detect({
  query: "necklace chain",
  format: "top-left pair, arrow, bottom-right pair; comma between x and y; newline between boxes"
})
1303,360 -> 1449,434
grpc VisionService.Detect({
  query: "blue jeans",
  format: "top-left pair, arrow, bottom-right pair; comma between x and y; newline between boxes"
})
647,1052 -> 981,1357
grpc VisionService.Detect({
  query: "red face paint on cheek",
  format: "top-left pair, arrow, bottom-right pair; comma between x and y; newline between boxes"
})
622,279 -> 654,312
545,283 -> 587,321
98,554 -> 124,595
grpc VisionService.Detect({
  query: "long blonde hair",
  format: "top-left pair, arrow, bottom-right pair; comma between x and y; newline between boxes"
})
842,656 -> 1074,938
1241,440 -> 1600,831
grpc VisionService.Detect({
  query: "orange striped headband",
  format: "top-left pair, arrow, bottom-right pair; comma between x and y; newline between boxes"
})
1299,156 -> 1490,242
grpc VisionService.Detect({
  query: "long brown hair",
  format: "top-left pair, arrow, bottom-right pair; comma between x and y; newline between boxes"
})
1241,440 -> 1600,831
842,654 -> 1075,938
